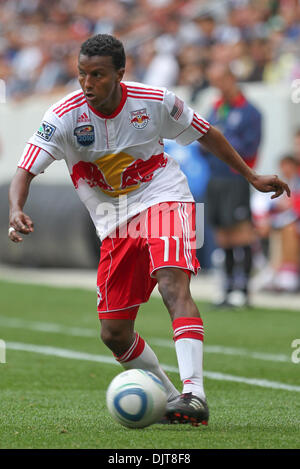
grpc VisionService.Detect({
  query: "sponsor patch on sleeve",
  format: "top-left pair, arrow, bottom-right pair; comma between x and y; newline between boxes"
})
36,121 -> 56,142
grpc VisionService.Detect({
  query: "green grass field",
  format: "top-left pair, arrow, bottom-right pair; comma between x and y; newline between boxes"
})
0,279 -> 299,449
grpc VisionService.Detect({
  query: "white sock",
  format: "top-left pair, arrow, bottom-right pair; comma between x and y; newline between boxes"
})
118,335 -> 179,402
175,338 -> 205,400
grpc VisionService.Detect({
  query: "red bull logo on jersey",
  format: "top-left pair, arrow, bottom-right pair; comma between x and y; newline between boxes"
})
71,152 -> 168,197
70,161 -> 113,192
130,108 -> 150,129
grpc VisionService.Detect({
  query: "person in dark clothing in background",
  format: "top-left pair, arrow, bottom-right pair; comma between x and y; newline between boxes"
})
204,63 -> 262,307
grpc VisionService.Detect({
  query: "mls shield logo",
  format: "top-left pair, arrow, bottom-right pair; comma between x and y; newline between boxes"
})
36,121 -> 56,142
130,108 -> 150,129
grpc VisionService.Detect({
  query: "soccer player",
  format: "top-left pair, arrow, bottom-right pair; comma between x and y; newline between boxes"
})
8,34 -> 290,426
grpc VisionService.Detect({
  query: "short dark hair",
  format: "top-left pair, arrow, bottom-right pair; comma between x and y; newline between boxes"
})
80,34 -> 126,70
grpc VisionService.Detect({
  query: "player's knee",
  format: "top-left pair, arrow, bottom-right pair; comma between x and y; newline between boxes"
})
157,271 -> 190,310
100,321 -> 133,351
101,326 -> 122,348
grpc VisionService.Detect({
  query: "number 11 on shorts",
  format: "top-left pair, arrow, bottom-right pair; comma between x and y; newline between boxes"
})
160,236 -> 180,262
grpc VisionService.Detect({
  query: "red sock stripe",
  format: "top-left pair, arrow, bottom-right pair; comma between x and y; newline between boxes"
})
172,317 -> 204,342
115,333 -> 145,363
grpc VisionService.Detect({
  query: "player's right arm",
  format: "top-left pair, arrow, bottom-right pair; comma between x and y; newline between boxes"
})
8,103 -> 67,243
8,168 -> 35,243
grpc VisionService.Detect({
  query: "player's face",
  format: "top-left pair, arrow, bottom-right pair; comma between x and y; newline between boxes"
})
78,54 -> 125,112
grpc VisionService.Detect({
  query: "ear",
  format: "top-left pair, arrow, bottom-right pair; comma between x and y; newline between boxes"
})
117,68 -> 125,83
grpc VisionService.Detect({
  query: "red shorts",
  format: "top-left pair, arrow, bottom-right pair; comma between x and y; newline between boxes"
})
97,201 -> 200,320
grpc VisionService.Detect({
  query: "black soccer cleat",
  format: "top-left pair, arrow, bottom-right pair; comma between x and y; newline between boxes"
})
161,392 -> 209,427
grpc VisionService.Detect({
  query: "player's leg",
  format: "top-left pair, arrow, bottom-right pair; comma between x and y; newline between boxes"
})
156,266 -> 205,391
146,201 -> 208,425
97,232 -> 179,402
156,268 -> 208,425
100,316 -> 136,356
100,313 -> 179,401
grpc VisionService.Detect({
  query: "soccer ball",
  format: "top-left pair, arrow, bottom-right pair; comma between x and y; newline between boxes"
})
106,369 -> 167,428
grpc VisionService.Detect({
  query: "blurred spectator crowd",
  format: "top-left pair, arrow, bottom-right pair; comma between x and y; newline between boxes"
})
1,0 -> 300,100
251,130 -> 300,293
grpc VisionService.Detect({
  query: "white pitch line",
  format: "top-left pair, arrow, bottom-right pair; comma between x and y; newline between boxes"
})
0,317 -> 96,337
6,341 -> 115,365
202,371 -> 300,393
150,338 -> 291,363
0,316 -> 292,364
5,341 -> 300,393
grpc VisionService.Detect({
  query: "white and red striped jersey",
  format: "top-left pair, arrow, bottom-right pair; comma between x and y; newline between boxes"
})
18,81 -> 210,240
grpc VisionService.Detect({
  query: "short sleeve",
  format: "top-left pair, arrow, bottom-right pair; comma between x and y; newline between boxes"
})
160,89 -> 210,146
18,109 -> 65,175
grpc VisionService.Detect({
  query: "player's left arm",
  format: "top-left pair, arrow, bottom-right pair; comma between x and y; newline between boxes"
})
198,126 -> 291,199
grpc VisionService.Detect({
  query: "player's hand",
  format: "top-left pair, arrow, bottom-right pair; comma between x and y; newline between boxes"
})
8,210 -> 34,243
249,174 -> 291,199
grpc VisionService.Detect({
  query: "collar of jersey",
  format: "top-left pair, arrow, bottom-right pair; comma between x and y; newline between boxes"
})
87,82 -> 127,119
